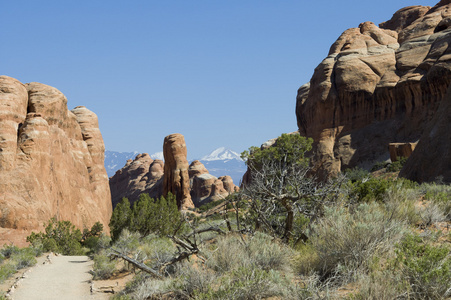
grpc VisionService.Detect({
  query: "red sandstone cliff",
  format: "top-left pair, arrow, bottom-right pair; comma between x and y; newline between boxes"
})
296,1 -> 451,177
0,76 -> 112,242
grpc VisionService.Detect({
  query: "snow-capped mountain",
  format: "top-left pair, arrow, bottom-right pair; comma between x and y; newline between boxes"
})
200,147 -> 242,161
104,150 -> 163,177
197,147 -> 246,185
150,151 -> 164,160
105,147 -> 247,184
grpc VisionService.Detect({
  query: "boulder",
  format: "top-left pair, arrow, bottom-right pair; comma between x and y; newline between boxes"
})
296,1 -> 451,177
388,142 -> 417,162
0,76 -> 112,241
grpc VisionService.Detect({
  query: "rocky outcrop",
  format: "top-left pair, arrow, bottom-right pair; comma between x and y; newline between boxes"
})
109,153 -> 164,207
296,1 -> 451,176
163,134 -> 194,210
188,160 -> 236,206
110,141 -> 239,209
400,84 -> 451,182
0,76 -> 112,237
388,142 -> 417,162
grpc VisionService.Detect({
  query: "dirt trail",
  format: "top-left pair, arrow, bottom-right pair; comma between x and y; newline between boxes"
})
8,255 -> 110,300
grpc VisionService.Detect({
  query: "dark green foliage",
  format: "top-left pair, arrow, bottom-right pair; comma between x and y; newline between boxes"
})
109,198 -> 133,241
350,177 -> 392,202
241,133 -> 313,171
197,199 -> 226,213
344,167 -> 369,183
109,193 -> 182,240
394,233 -> 451,299
26,218 -> 104,255
387,156 -> 408,172
350,177 -> 417,203
371,160 -> 389,172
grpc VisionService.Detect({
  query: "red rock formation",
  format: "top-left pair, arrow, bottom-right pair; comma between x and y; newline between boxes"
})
0,76 -> 112,241
400,84 -> 451,182
296,1 -> 451,176
163,134 -> 194,209
111,147 -> 239,209
109,153 -> 164,207
388,142 -> 417,162
188,160 -> 237,206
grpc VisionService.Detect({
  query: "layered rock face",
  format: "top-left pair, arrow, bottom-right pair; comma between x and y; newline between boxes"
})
296,1 -> 451,176
0,76 -> 112,236
109,136 -> 238,208
109,153 -> 164,207
400,84 -> 451,182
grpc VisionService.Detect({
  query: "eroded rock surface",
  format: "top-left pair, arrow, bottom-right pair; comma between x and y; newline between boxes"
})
163,134 -> 194,209
0,76 -> 112,236
109,153 -> 164,207
110,139 -> 238,209
296,1 -> 451,177
400,84 -> 451,182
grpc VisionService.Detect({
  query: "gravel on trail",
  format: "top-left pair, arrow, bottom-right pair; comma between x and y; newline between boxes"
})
10,254 -> 109,300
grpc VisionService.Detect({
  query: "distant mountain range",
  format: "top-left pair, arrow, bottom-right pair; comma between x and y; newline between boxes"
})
105,148 -> 246,184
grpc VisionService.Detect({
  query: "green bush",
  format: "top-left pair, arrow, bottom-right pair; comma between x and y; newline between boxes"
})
27,218 -> 104,255
394,233 -> 451,299
386,156 -> 408,172
198,199 -> 226,213
371,161 -> 389,172
344,167 -> 370,183
92,250 -> 116,279
422,182 -> 451,220
0,246 -> 39,283
110,193 -> 183,241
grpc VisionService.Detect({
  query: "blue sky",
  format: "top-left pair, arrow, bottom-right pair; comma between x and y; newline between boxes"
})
2,0 -> 435,159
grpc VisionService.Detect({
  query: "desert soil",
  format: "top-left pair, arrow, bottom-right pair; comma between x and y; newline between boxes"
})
5,254 -> 111,300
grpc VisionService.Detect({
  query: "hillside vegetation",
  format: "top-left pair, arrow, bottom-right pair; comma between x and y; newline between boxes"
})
89,134 -> 451,299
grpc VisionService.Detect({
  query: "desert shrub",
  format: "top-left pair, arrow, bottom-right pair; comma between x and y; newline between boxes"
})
384,186 -> 421,226
10,247 -> 37,269
350,177 -> 392,202
198,199 -> 226,213
171,263 -> 217,298
0,263 -> 16,283
0,245 -> 19,259
112,229 -> 141,255
293,243 -> 320,275
27,218 -> 104,255
350,177 -> 416,203
394,233 -> 451,299
422,182 -> 451,220
348,270 -> 406,300
344,167 -> 369,183
196,267 -> 292,300
386,156 -> 408,172
92,250 -> 116,279
371,160 -> 389,172
0,247 -> 38,283
207,232 -> 293,274
308,202 -> 406,281
417,202 -> 447,227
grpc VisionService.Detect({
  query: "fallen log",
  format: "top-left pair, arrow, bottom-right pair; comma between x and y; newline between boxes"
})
109,249 -> 163,280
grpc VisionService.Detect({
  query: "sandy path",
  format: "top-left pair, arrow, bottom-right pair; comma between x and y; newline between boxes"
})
10,255 -> 109,300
